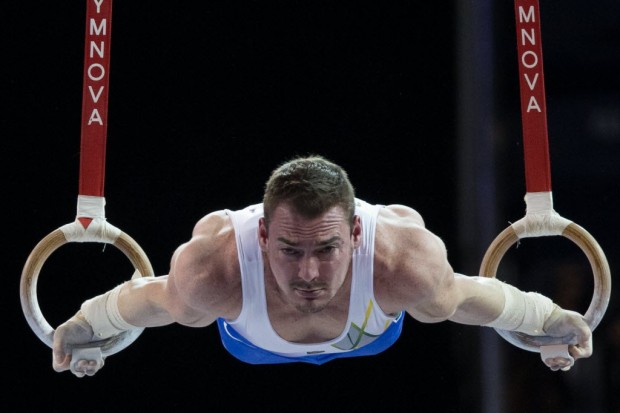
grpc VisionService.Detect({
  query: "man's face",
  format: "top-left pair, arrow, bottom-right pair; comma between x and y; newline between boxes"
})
259,203 -> 361,314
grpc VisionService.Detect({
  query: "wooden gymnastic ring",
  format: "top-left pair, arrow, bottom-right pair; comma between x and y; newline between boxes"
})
479,221 -> 611,352
20,227 -> 154,357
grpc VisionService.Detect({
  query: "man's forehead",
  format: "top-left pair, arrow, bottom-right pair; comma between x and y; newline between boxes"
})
267,210 -> 358,246
271,203 -> 348,221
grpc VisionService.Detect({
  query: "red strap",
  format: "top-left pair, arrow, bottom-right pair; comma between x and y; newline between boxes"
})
79,0 -> 113,197
514,0 -> 551,192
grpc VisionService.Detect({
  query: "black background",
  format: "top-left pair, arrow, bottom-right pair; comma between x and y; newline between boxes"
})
4,1 -> 619,412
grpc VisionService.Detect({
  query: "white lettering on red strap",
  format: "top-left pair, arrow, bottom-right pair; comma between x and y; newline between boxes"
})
86,1 -> 108,126
518,5 -> 542,113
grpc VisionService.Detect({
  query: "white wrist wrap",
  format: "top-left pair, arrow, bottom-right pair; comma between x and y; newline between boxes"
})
81,283 -> 138,339
483,280 -> 555,336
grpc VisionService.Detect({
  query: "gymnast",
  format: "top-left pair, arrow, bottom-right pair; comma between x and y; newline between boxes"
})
51,154 -> 592,377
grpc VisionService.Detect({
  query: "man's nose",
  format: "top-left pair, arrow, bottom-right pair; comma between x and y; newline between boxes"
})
298,256 -> 320,281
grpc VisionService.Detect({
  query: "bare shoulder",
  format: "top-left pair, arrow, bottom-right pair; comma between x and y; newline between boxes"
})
376,205 -> 442,253
169,210 -> 242,320
374,204 -> 455,316
378,204 -> 425,227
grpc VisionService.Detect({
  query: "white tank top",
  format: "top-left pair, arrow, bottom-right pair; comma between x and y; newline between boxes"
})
224,199 -> 398,357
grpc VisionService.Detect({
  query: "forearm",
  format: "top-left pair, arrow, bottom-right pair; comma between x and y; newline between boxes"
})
118,276 -> 175,327
81,276 -> 174,339
447,275 -> 506,325
449,275 -> 556,335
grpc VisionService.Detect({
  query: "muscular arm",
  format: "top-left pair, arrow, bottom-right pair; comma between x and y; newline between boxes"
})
374,204 -> 470,323
52,210 -> 241,375
116,211 -> 240,328
374,205 -> 591,370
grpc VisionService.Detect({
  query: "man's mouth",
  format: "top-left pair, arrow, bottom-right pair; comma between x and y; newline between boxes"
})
294,288 -> 323,299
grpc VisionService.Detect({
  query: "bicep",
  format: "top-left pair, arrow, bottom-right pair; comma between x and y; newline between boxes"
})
390,229 -> 461,322
378,207 -> 462,322
401,234 -> 504,325
166,240 -> 221,327
406,262 -> 459,323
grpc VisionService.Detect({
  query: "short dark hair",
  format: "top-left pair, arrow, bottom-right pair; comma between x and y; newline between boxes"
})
262,154 -> 356,229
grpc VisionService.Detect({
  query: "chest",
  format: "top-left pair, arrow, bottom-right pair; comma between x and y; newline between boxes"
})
267,304 -> 350,343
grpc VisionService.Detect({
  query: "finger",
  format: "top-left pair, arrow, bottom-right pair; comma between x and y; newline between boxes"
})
543,356 -> 573,371
570,338 -> 593,360
73,370 -> 86,378
52,353 -> 70,372
83,360 -> 100,376
52,340 -> 72,370
72,359 -> 96,377
70,348 -> 104,377
540,344 -> 573,368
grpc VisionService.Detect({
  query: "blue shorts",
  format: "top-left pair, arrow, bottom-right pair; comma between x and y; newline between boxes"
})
216,312 -> 404,365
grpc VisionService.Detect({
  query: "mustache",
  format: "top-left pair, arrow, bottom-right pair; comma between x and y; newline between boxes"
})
290,281 -> 326,290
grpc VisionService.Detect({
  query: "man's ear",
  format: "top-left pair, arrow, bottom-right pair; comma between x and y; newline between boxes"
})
352,215 -> 362,247
258,217 -> 268,251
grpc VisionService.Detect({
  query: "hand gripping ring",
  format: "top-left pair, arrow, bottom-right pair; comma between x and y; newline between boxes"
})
20,223 -> 154,358
480,220 -> 611,352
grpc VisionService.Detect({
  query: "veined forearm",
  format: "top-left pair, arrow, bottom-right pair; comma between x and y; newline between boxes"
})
119,276 -> 175,327
447,275 -> 506,325
81,276 -> 174,340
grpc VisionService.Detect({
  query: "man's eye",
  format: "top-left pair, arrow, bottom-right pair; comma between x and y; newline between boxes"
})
281,248 -> 299,255
319,246 -> 336,254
